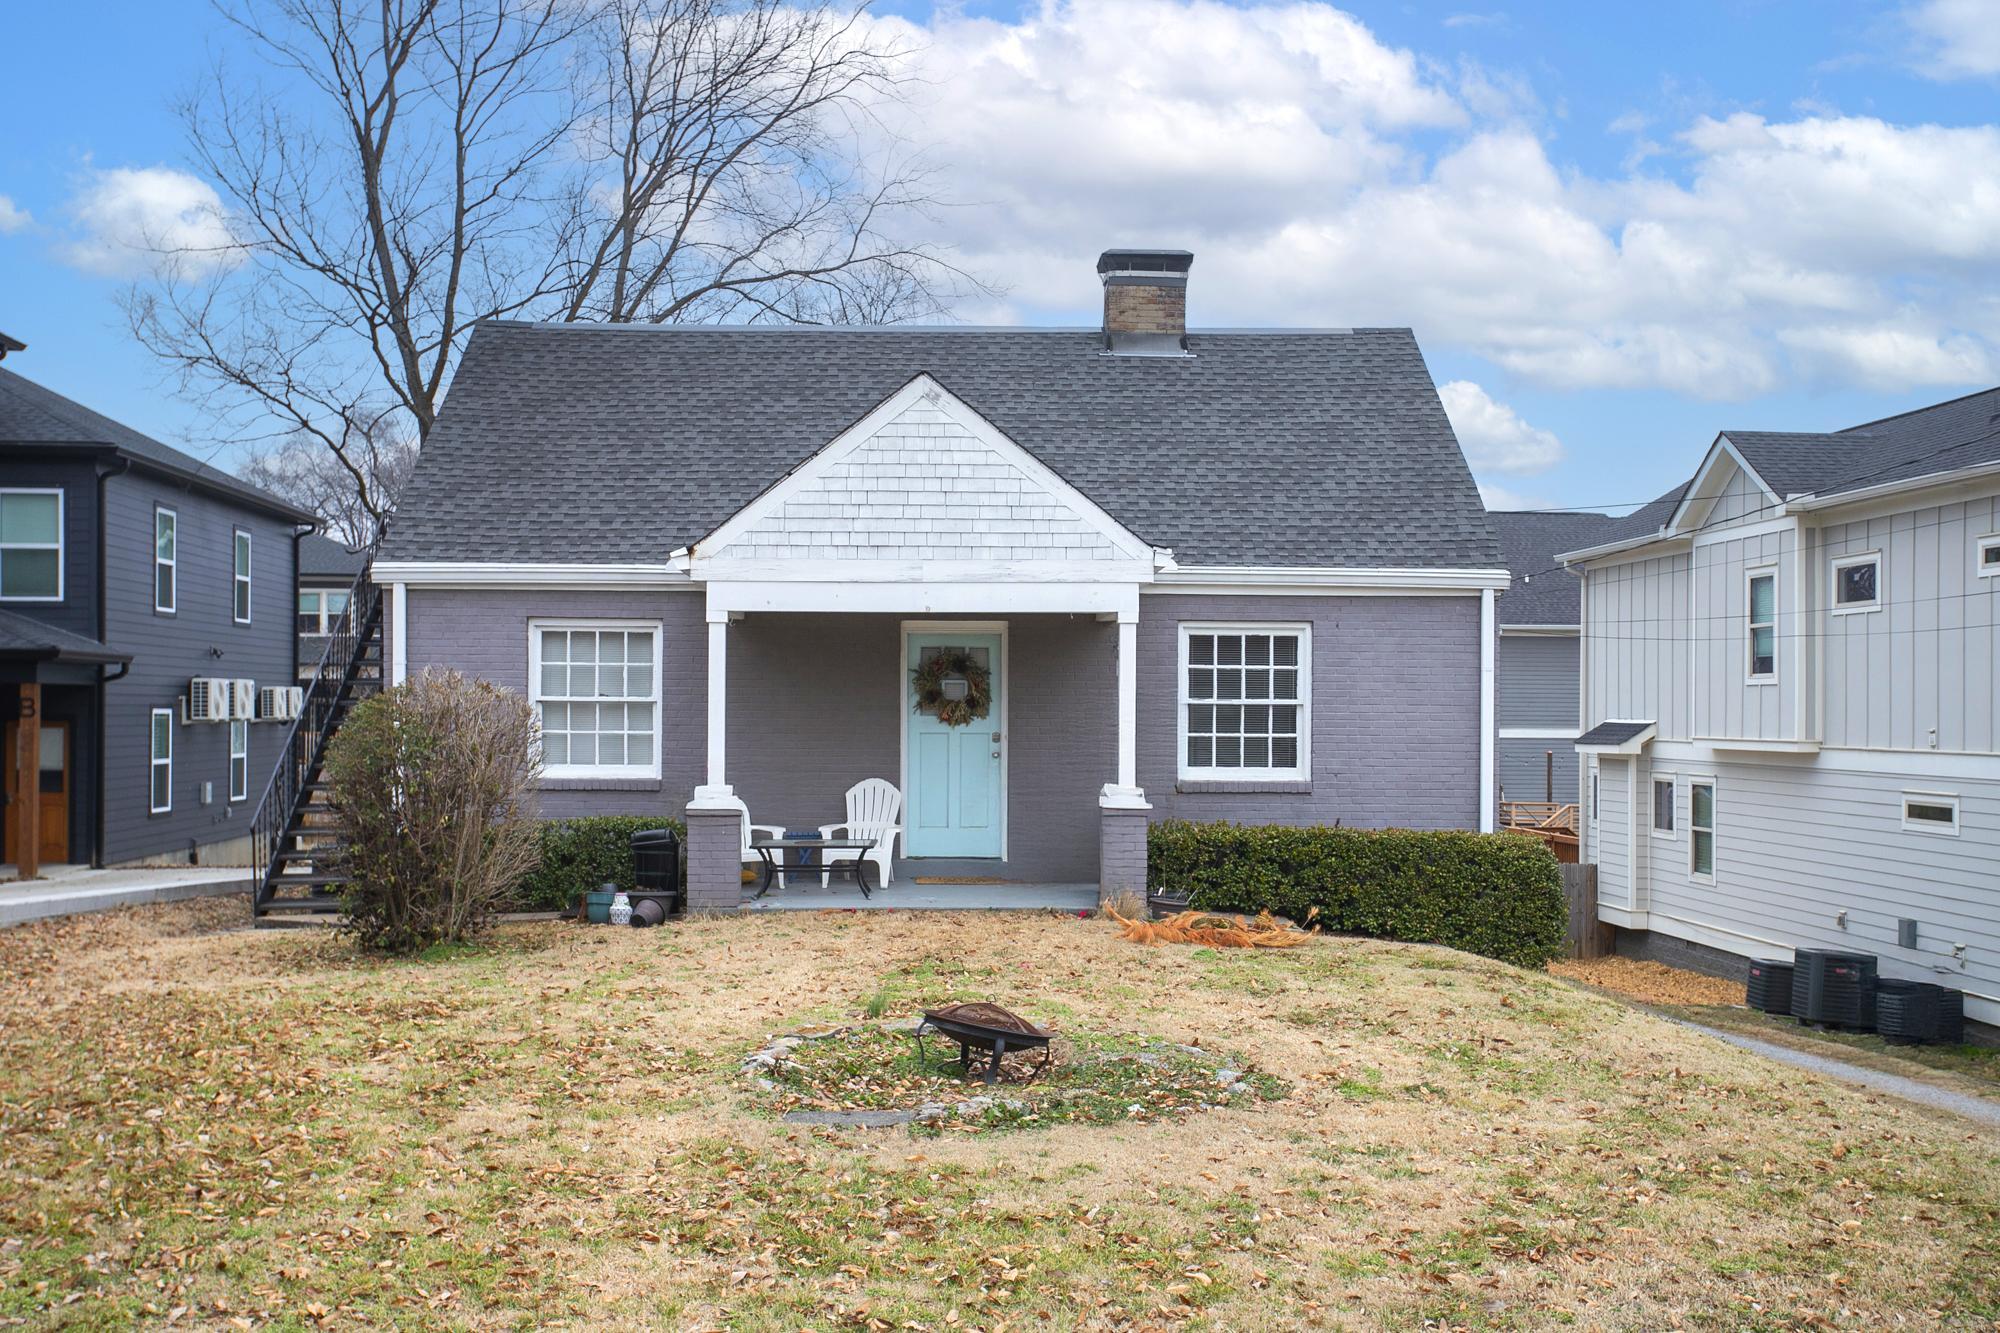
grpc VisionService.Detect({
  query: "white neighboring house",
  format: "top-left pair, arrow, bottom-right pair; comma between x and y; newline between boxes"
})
1562,386 -> 2000,1028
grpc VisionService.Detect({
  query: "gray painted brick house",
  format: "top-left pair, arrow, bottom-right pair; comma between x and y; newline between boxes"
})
1,363 -> 315,872
1563,385 -> 2000,1028
1489,510 -> 1619,806
377,249 -> 1510,908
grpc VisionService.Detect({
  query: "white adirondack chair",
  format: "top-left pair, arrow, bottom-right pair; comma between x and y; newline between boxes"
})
719,794 -> 790,888
818,778 -> 904,890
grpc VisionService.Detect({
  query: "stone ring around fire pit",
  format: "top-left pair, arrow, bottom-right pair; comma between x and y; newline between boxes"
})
911,1002 -> 1054,1085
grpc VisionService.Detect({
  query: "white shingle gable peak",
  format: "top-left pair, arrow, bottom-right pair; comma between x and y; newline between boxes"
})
1098,248 -> 1194,358
691,372 -> 1164,584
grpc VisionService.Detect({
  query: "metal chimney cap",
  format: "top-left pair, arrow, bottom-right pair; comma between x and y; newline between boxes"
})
1096,249 -> 1193,277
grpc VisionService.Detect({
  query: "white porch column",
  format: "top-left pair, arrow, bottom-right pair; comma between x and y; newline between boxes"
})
1100,608 -> 1147,810
692,609 -> 734,804
1478,586 -> 1496,833
389,582 -> 408,686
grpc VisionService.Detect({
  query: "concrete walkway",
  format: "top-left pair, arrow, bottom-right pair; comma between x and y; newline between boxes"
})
0,864 -> 251,927
1676,1017 -> 2000,1131
742,880 -> 1099,913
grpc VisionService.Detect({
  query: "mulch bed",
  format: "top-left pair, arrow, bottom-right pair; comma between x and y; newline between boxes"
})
1548,955 -> 1746,1007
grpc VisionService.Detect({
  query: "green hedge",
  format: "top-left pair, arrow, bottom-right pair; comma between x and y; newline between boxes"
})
1148,820 -> 1566,968
512,815 -> 686,911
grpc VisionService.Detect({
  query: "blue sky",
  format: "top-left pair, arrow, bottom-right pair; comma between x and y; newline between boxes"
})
4,0 -> 1998,514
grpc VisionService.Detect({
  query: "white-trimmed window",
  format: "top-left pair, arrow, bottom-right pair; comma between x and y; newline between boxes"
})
228,718 -> 249,802
1689,780 -> 1716,881
1746,570 -> 1776,680
154,507 -> 178,613
1831,550 -> 1881,613
149,709 -> 173,814
529,622 -> 661,778
297,588 -> 352,635
1178,624 -> 1310,781
1651,776 -> 1676,837
1902,791 -> 1959,836
232,529 -> 253,624
1977,535 -> 2000,579
0,489 -> 63,601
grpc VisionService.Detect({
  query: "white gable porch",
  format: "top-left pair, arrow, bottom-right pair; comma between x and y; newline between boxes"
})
681,375 -> 1160,911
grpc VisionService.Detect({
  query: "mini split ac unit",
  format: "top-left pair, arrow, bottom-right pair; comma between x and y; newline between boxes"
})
258,685 -> 305,721
230,678 -> 256,720
184,677 -> 231,724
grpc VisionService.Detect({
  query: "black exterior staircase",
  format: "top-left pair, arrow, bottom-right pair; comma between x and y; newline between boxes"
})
251,564 -> 382,919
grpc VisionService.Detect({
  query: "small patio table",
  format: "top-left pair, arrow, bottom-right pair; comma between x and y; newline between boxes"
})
748,837 -> 877,899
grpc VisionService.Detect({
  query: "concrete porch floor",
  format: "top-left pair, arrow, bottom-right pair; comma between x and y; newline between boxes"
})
741,879 -> 1099,912
0,864 -> 252,927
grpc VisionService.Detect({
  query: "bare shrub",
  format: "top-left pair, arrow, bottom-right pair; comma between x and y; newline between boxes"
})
324,669 -> 542,953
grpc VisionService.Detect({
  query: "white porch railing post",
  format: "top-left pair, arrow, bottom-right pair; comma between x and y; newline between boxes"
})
1100,606 -> 1147,813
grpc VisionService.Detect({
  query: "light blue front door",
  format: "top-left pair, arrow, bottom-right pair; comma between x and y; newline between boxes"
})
905,632 -> 1003,858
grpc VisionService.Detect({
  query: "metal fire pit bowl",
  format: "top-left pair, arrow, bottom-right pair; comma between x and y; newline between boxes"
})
913,1002 -> 1055,1085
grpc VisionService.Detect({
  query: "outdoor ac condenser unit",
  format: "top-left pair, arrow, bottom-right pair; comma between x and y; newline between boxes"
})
258,686 -> 287,721
285,686 -> 304,719
231,678 -> 257,720
184,677 -> 230,723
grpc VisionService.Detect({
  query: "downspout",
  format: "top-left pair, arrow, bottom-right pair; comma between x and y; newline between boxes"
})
93,454 -> 130,868
1478,587 -> 1496,833
1575,565 -> 1589,863
291,525 -> 313,680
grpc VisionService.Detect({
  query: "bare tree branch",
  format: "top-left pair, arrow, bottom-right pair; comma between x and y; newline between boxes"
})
124,0 -> 984,534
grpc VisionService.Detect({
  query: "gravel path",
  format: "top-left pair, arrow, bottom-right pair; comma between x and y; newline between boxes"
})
1675,1018 -> 2000,1130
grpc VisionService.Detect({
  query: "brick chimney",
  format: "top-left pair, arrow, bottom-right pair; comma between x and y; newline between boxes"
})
1097,249 -> 1193,356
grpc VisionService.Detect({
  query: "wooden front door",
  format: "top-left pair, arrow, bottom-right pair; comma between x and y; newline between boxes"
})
3,720 -> 67,865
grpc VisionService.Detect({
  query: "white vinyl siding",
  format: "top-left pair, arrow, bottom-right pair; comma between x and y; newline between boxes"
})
0,489 -> 63,601
233,530 -> 253,624
228,718 -> 248,802
529,622 -> 661,779
149,709 -> 173,814
1177,624 -> 1310,781
154,507 -> 178,613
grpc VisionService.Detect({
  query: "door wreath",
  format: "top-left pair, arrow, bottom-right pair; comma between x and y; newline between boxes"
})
911,649 -> 993,727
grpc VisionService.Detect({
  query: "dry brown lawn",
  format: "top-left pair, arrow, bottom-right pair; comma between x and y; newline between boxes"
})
2,899 -> 1997,1330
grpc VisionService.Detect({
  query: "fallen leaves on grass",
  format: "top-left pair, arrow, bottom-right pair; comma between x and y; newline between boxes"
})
1549,955 -> 1747,1007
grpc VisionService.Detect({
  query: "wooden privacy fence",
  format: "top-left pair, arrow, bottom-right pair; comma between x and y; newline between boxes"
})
1560,863 -> 1613,960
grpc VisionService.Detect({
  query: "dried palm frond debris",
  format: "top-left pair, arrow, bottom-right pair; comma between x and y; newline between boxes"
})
1107,906 -> 1315,948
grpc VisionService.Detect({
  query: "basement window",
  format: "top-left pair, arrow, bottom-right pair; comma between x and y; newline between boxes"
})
1902,792 -> 1959,836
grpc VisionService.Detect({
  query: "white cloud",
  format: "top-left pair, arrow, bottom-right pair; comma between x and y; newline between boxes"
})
61,166 -> 237,277
1437,380 -> 1565,473
1475,480 -> 1556,511
1907,0 -> 2000,80
0,195 -> 30,234
850,0 -> 2000,402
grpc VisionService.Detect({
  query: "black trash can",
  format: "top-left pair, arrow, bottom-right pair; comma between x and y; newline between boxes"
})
630,828 -> 683,916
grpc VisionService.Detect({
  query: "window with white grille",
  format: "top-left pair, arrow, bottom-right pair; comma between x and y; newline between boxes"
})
1178,625 -> 1310,781
529,623 -> 661,778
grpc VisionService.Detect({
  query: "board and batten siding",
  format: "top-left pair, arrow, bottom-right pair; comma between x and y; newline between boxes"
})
1819,490 -> 2000,754
100,470 -> 297,865
1643,752 -> 2000,1023
1702,462 -> 1777,531
1582,551 -> 1692,740
1689,525 -> 1797,742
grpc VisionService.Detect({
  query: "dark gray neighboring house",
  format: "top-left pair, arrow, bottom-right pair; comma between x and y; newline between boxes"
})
1,365 -> 314,871
1489,510 -> 1619,806
296,533 -> 367,679
375,248 -> 1511,909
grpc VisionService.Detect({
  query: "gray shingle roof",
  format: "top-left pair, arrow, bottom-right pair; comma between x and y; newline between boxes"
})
1725,385 -> 2000,501
300,532 -> 368,579
1576,719 -> 1654,748
0,609 -> 129,664
0,368 -> 313,523
383,322 -> 1502,569
1489,510 -> 1621,625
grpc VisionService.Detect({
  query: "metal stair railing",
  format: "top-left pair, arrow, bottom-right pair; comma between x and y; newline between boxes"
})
250,561 -> 383,915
